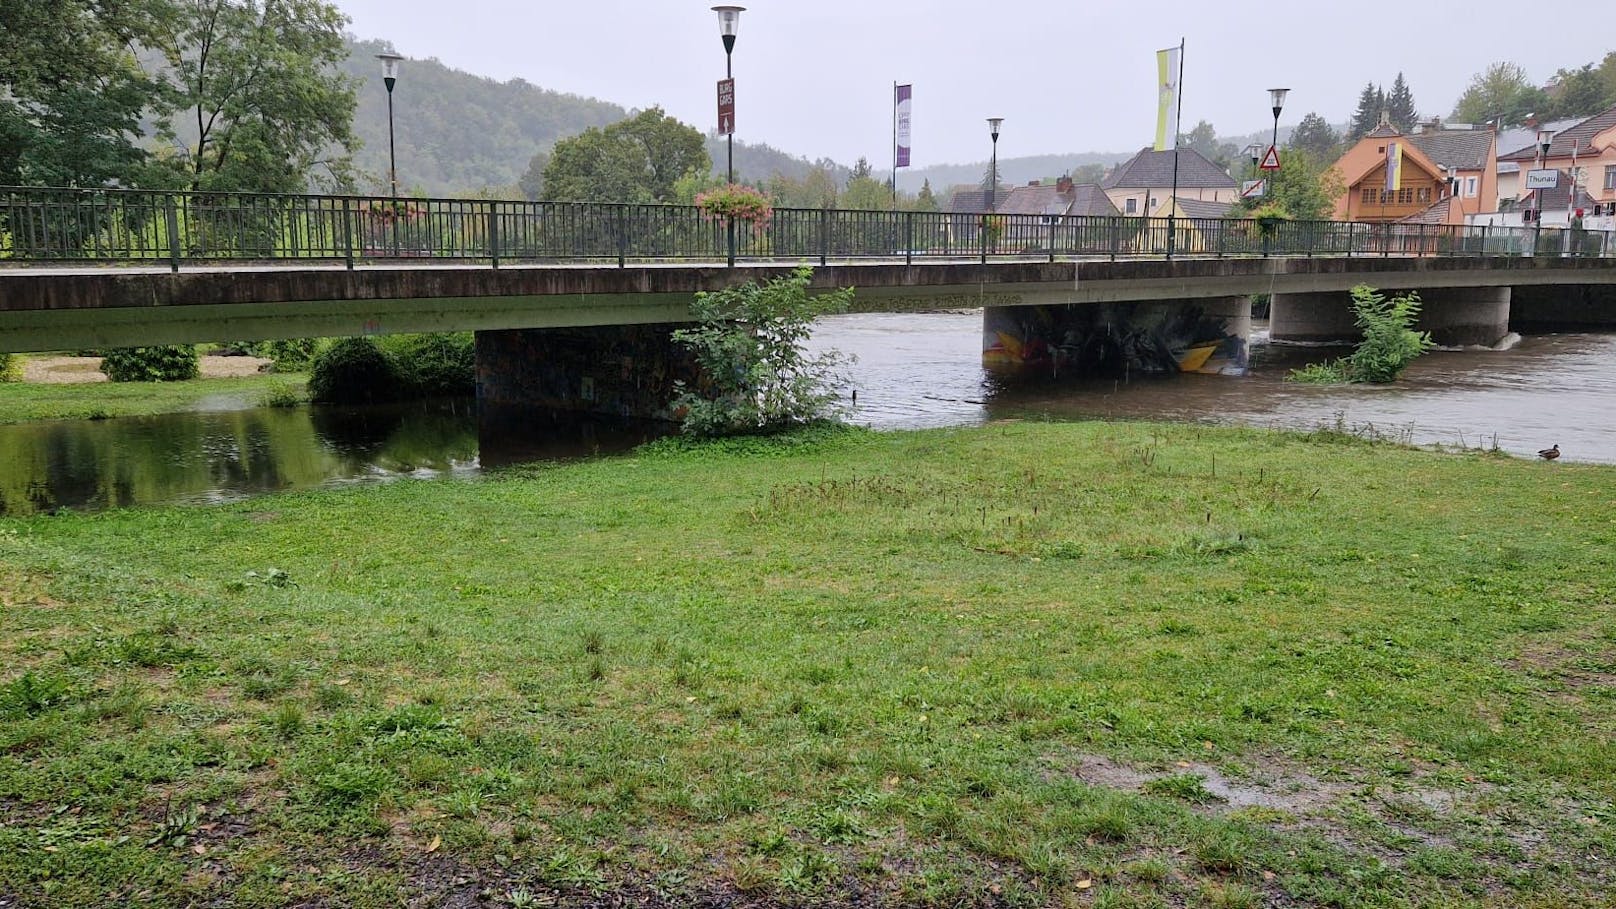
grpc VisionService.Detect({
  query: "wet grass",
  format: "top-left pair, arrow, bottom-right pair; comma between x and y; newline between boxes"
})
0,368 -> 305,424
1,420 -> 1614,907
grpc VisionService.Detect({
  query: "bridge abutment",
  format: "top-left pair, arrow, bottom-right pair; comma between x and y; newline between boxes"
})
1509,284 -> 1616,332
474,325 -> 699,422
983,297 -> 1251,377
1270,286 -> 1511,347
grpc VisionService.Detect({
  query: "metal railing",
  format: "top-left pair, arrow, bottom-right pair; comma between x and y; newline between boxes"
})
2,185 -> 1612,271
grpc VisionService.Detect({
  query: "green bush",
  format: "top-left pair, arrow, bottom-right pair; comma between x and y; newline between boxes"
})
1289,284 -> 1434,385
671,267 -> 854,437
307,337 -> 401,404
100,346 -> 200,382
383,333 -> 474,397
0,352 -> 18,383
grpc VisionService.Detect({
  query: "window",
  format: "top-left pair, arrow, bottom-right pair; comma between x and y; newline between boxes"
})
1125,198 -> 1137,214
1464,177 -> 1479,198
1416,187 -> 1432,204
1605,166 -> 1616,191
1398,188 -> 1414,204
1361,187 -> 1377,204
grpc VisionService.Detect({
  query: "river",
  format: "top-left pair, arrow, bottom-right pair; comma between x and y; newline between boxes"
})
1,313 -> 1611,515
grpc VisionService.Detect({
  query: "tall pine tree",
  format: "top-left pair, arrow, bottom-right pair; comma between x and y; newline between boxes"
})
1387,74 -> 1419,132
1350,82 -> 1386,139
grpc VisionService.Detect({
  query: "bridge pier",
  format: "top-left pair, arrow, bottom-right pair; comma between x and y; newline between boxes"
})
983,297 -> 1251,377
474,325 -> 699,422
1270,286 -> 1511,347
1509,284 -> 1616,332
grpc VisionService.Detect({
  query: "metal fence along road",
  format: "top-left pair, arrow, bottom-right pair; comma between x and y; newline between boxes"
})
3,185 -> 1613,272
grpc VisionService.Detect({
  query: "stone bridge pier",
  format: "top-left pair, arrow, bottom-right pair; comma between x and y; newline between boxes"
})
983,297 -> 1253,377
475,324 -> 700,422
1269,286 -> 1512,346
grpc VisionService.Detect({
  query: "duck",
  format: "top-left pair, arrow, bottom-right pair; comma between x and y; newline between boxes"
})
1538,444 -> 1560,461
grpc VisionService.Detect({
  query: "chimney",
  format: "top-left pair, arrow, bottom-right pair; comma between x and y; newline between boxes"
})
1056,176 -> 1074,193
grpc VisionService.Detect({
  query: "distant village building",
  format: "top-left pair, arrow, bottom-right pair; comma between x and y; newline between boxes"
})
1099,148 -> 1238,216
1494,118 -> 1580,206
1496,105 -> 1616,216
992,177 -> 1120,218
1325,118 -> 1497,226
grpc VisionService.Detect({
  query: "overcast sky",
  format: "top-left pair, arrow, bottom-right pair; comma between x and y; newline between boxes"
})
331,0 -> 1612,167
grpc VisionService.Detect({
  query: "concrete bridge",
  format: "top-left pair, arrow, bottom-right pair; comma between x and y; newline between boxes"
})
4,187 -> 1616,418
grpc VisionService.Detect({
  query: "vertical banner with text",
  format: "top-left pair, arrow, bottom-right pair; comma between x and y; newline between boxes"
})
895,84 -> 913,168
717,78 -> 735,136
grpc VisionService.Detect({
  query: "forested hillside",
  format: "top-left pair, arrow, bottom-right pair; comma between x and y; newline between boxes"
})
343,38 -> 628,196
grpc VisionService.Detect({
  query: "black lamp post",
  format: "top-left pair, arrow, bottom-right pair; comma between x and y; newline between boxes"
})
376,52 -> 403,199
986,117 -> 1003,212
712,6 -> 744,185
1267,88 -> 1289,171
1245,143 -> 1262,182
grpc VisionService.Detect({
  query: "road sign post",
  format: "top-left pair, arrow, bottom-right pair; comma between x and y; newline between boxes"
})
1259,145 -> 1281,171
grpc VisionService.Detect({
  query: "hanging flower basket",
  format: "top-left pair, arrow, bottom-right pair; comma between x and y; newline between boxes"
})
368,199 -> 424,224
696,184 -> 774,236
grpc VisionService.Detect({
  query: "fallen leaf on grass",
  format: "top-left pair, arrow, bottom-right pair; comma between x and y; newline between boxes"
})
425,835 -> 441,854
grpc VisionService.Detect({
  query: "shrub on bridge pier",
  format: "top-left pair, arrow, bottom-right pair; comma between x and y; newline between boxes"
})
307,333 -> 475,404
307,337 -> 401,404
99,346 -> 200,382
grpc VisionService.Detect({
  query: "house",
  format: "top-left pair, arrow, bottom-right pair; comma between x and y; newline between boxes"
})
1327,123 -> 1455,224
1100,147 -> 1238,216
1497,104 -> 1616,212
991,177 -> 1122,249
1404,121 -> 1497,222
1494,118 -> 1579,207
994,177 -> 1121,218
1152,197 -> 1243,253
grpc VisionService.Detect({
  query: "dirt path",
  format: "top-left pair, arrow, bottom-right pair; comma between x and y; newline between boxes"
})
20,355 -> 272,384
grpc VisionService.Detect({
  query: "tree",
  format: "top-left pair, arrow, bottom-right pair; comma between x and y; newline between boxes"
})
670,267 -> 854,437
765,166 -> 839,209
1289,113 -> 1341,161
849,157 -> 874,182
914,179 -> 938,212
1239,148 -> 1340,221
841,171 -> 893,210
1387,73 -> 1418,132
153,0 -> 358,193
1545,64 -> 1613,120
0,0 -> 170,186
611,108 -> 708,202
1350,82 -> 1385,139
518,150 -> 549,201
1452,63 -> 1549,128
1177,120 -> 1237,170
539,108 -> 707,203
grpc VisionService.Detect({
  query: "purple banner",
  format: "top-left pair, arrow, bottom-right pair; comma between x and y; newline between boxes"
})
895,84 -> 912,168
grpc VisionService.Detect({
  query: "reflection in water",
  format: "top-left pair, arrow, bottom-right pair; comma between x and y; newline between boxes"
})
2,312 -> 1613,515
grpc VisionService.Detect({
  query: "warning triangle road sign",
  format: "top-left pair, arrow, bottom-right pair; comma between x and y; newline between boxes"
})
1259,145 -> 1281,171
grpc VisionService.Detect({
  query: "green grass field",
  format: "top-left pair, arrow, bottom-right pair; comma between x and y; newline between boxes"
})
2,422 -> 1612,907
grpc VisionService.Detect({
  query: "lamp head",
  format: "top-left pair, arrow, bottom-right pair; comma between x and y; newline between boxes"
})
987,117 -> 1003,141
375,52 -> 403,92
712,6 -> 744,53
1268,87 -> 1290,118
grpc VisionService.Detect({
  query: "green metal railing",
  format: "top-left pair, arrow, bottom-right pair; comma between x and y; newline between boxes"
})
2,185 -> 1611,271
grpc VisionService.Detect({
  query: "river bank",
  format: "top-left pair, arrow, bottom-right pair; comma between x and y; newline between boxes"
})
2,421 -> 1612,908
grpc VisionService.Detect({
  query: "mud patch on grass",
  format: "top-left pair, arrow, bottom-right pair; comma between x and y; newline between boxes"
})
1067,752 -> 1351,815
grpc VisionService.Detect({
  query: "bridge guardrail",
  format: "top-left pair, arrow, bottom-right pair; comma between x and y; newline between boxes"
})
2,185 -> 1611,271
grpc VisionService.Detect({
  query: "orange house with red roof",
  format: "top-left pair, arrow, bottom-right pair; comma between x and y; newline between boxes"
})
1327,124 -> 1457,224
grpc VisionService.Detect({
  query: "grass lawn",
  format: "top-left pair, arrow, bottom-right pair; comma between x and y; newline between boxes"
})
1,421 -> 1613,908
0,368 -> 305,425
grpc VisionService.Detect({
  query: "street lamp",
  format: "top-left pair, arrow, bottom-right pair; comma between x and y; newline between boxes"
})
712,6 -> 744,185
1536,129 -> 1553,219
986,117 -> 1003,212
375,52 -> 404,199
1268,88 -> 1290,169
1245,143 -> 1262,178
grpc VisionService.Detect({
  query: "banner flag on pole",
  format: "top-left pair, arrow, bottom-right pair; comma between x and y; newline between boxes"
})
895,84 -> 913,168
1385,141 -> 1403,192
1154,46 -> 1181,151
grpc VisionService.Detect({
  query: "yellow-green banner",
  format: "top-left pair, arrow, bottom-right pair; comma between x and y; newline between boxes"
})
1154,46 -> 1181,152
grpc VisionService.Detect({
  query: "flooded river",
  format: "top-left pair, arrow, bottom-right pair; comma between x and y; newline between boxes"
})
1,312 -> 1612,515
